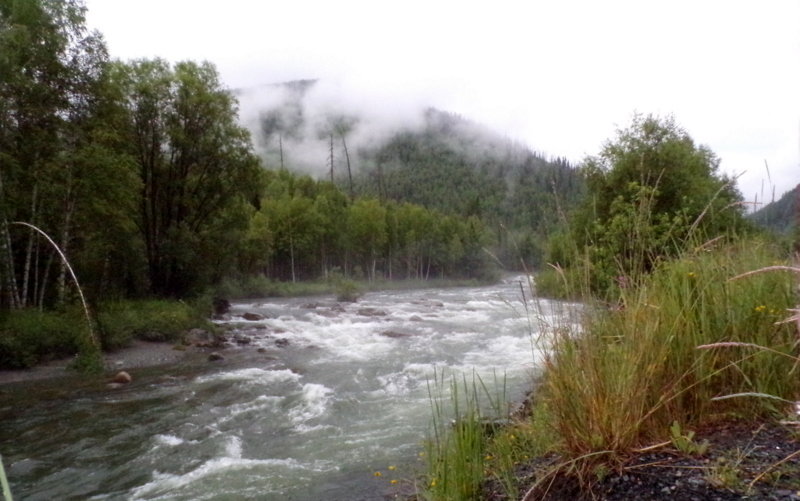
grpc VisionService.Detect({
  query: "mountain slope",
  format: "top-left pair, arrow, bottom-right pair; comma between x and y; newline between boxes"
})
749,184 -> 798,234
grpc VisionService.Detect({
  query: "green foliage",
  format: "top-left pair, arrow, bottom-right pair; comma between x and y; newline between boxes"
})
327,270 -> 361,302
352,108 -> 585,270
424,370 -> 507,501
669,420 -> 709,456
107,58 -> 261,297
95,299 -> 210,348
554,114 -> 748,296
0,308 -> 85,369
238,169 -> 496,284
748,184 -> 798,235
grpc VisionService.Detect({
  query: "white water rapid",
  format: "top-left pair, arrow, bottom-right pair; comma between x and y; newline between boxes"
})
1,277 -> 577,500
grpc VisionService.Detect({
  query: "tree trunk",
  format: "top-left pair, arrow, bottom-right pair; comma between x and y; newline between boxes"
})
38,249 -> 54,310
0,167 -> 20,309
0,220 -> 20,309
341,133 -> 353,199
329,134 -> 334,185
57,196 -> 75,306
289,234 -> 296,283
279,134 -> 284,170
20,184 -> 39,307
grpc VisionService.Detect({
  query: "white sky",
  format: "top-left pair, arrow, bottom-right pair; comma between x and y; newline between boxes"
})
84,0 -> 800,203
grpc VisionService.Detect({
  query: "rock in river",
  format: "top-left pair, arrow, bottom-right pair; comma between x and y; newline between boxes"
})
184,328 -> 217,347
112,371 -> 132,384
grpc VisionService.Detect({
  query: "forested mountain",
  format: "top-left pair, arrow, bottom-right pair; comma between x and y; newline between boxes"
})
749,184 -> 798,234
241,82 -> 586,268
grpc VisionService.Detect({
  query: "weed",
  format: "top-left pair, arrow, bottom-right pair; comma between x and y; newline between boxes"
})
669,421 -> 709,456
706,452 -> 744,489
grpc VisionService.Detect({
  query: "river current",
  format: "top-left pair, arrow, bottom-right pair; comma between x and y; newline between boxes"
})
1,277 -> 575,500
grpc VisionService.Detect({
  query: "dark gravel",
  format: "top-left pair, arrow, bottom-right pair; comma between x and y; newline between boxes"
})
484,420 -> 800,500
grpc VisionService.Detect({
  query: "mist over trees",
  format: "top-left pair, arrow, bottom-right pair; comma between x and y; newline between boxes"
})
0,0 -> 514,311
243,84 -> 586,269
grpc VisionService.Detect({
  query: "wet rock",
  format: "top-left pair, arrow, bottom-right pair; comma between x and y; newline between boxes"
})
212,297 -> 230,316
313,309 -> 339,318
381,330 -> 413,338
275,338 -> 290,348
208,352 -> 224,361
257,347 -> 267,353
234,334 -> 251,345
301,302 -> 321,309
184,328 -> 216,347
409,315 -> 423,322
357,307 -> 387,317
112,371 -> 132,384
242,312 -> 264,321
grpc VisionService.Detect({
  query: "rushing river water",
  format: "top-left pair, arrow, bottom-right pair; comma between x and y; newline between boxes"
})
0,277 -> 576,500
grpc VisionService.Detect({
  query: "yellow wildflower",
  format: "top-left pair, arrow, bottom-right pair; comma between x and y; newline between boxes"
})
390,479 -> 399,485
374,471 -> 382,477
388,465 -> 396,471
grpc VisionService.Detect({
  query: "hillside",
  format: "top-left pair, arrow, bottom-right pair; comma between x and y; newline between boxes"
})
749,184 -> 798,234
236,81 -> 585,267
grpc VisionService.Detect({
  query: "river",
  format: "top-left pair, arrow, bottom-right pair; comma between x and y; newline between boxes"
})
0,277 -> 576,500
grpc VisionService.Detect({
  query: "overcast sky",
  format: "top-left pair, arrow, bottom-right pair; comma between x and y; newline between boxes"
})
84,0 -> 800,203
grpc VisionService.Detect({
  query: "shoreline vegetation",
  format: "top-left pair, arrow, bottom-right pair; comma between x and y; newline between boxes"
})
0,276 -> 496,378
419,238 -> 800,500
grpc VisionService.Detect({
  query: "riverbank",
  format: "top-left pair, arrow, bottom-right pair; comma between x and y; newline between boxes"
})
481,418 -> 800,500
0,340 -> 194,385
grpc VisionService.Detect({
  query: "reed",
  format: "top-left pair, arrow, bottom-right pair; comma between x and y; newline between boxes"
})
0,454 -> 11,501
423,369 -> 507,500
531,237 -> 798,488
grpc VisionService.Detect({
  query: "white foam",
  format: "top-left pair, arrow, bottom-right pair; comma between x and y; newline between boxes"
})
289,383 -> 332,424
129,456 -> 308,500
195,368 -> 300,385
153,434 -> 183,447
224,436 -> 242,459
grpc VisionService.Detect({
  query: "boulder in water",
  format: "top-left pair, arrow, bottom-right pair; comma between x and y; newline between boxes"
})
184,328 -> 217,347
242,312 -> 264,321
275,338 -> 290,348
112,371 -> 132,384
212,297 -> 231,316
357,307 -> 387,317
208,352 -> 225,362
234,334 -> 251,345
381,330 -> 414,338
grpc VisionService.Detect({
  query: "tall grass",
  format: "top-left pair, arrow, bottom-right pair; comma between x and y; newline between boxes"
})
537,238 -> 798,484
423,369 -> 507,500
422,238 -> 797,500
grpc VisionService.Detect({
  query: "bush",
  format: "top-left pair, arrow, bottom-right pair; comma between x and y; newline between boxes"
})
0,309 -> 85,369
96,299 -> 211,348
